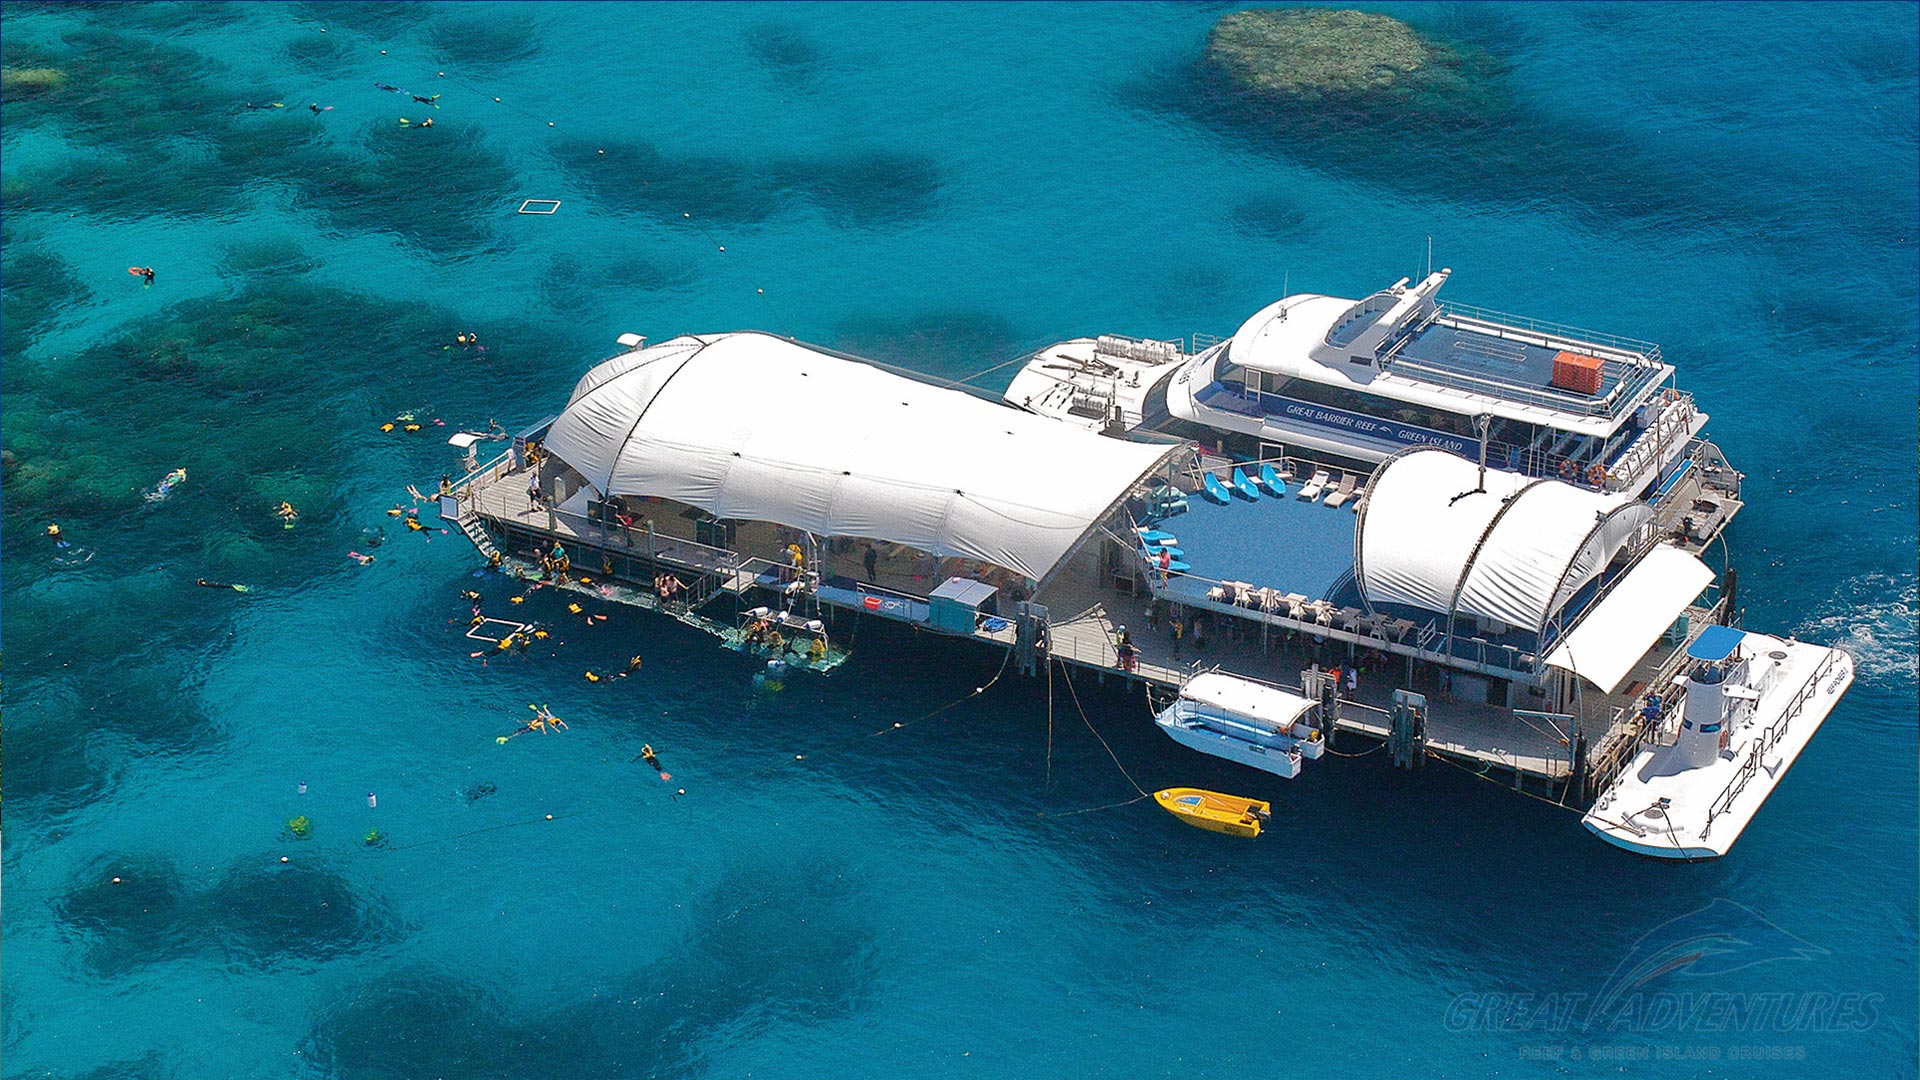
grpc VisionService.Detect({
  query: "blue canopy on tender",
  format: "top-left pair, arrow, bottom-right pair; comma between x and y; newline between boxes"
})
1687,624 -> 1746,662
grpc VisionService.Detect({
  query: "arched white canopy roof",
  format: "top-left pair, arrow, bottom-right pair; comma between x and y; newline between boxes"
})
542,332 -> 1180,583
1354,448 -> 1652,636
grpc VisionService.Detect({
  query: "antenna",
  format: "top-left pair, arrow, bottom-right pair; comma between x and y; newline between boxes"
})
1426,236 -> 1433,278
1278,270 -> 1290,320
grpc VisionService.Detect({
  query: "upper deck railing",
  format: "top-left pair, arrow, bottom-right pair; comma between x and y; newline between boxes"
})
1437,301 -> 1665,367
1699,648 -> 1842,840
1371,302 -> 1669,422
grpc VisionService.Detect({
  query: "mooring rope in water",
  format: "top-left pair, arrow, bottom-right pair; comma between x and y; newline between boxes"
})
863,643 -> 1014,739
1321,741 -> 1385,759
1422,747 -> 1644,836
1057,660 -> 1149,799
1045,653 -> 1055,789
380,810 -> 588,853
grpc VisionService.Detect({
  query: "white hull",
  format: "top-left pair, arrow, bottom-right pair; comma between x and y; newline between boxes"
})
1584,640 -> 1854,859
1158,716 -> 1306,779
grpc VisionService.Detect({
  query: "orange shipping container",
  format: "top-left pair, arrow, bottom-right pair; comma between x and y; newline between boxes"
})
1551,351 -> 1604,395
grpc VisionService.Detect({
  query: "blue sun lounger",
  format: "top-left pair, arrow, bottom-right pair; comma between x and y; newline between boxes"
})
1202,472 -> 1233,504
1230,466 -> 1260,501
1256,462 -> 1287,497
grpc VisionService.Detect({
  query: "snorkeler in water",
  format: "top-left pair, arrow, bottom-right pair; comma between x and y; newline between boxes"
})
309,102 -> 333,113
244,101 -> 286,111
46,523 -> 70,548
374,82 -> 402,93
498,703 -> 567,743
412,93 -> 441,107
196,578 -> 251,593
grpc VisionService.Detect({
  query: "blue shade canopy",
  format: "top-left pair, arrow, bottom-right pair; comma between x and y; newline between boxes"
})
1687,624 -> 1747,662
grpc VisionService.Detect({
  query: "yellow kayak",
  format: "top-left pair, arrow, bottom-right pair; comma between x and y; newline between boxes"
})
1154,787 -> 1270,839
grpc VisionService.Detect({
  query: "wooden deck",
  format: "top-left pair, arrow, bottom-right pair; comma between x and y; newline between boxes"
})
464,462 -> 1586,783
1033,578 -> 1577,780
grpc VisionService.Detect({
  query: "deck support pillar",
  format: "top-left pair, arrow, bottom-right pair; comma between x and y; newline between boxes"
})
1569,729 -> 1589,804
1390,690 -> 1428,769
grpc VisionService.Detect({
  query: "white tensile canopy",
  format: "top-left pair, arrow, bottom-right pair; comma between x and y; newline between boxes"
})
1180,672 -> 1317,731
1543,544 -> 1717,693
1354,448 -> 1653,637
541,332 -> 1179,583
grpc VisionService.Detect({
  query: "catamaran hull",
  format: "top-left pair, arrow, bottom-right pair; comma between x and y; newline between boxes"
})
1157,717 -> 1305,780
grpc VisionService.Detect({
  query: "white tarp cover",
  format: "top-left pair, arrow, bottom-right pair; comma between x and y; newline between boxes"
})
1356,449 -> 1652,635
542,333 -> 1177,582
1544,544 -> 1716,693
1180,673 -> 1317,731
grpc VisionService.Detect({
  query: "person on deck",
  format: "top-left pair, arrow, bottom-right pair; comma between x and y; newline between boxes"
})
863,544 -> 879,583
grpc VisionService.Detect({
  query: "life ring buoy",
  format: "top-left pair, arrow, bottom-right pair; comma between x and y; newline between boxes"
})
1559,459 -> 1576,480
1662,388 -> 1680,403
1588,464 -> 1608,487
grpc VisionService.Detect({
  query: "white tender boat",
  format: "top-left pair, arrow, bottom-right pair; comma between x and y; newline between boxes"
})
1582,625 -> 1854,858
1154,671 -> 1326,780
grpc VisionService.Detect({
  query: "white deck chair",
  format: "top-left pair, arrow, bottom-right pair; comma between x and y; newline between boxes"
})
1297,470 -> 1331,500
1323,474 -> 1358,508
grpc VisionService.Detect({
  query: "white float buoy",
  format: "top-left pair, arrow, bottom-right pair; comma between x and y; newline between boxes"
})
367,792 -> 377,809
298,781 -> 308,795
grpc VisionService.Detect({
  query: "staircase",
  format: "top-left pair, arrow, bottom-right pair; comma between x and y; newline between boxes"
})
457,513 -> 501,561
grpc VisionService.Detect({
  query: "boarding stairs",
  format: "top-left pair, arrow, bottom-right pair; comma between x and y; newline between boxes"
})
456,512 -> 501,561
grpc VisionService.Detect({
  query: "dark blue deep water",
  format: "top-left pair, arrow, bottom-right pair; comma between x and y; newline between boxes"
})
3,4 -> 1915,1077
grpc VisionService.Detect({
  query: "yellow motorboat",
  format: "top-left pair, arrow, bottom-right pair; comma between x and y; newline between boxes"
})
1154,787 -> 1270,839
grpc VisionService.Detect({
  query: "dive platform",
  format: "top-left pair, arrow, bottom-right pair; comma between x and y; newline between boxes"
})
443,319 -> 1849,861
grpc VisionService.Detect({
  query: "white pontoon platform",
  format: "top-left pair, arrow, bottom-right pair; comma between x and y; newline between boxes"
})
1583,626 -> 1854,859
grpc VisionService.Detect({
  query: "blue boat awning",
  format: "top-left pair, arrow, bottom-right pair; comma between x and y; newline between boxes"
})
1687,624 -> 1746,662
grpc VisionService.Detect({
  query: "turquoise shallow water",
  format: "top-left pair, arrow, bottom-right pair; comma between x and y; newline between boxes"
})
2,3 -> 1915,1077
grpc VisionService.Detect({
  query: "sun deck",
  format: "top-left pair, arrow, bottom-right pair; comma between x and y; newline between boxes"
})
1379,305 -> 1667,420
1150,475 -> 1360,608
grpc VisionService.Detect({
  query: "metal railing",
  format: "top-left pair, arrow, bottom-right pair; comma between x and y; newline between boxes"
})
1701,649 -> 1842,839
1608,392 -> 1696,489
1195,379 -> 1661,488
1127,540 -> 1539,679
1437,301 -> 1664,367
451,448 -> 515,501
